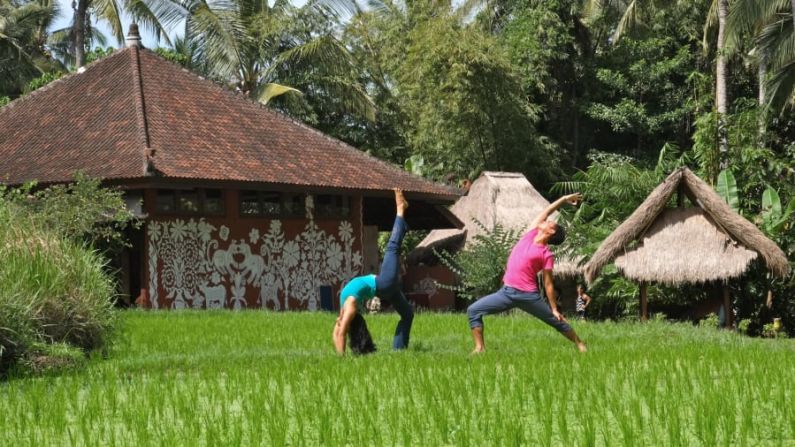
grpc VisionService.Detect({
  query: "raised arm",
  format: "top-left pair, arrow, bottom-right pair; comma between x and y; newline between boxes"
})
530,193 -> 583,230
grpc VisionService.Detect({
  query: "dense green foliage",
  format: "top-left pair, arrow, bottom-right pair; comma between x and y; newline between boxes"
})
2,174 -> 137,252
436,221 -> 522,300
1,0 -> 793,330
0,176 -> 136,374
0,198 -> 116,375
1,311 -> 793,444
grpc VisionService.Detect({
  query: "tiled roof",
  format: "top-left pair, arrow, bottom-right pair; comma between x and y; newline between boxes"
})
0,47 -> 460,200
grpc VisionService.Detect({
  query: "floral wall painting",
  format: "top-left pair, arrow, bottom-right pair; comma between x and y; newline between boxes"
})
147,196 -> 362,310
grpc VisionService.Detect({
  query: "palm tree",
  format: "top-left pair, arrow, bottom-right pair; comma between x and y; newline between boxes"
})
581,0 -> 677,44
727,0 -> 795,113
0,0 -> 62,96
716,0 -> 728,167
725,0 -> 786,137
150,0 -> 375,119
69,0 -> 172,68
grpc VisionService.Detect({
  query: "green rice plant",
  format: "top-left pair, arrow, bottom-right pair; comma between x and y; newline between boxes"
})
0,311 -> 793,445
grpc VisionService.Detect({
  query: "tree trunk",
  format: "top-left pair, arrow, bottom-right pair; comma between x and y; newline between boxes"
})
758,58 -> 767,107
716,0 -> 729,169
759,53 -> 768,140
72,0 -> 89,68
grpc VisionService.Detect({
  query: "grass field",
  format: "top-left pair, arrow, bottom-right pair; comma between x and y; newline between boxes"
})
1,310 -> 794,446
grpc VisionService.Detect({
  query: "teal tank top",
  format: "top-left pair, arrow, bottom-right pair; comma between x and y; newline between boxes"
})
340,275 -> 377,308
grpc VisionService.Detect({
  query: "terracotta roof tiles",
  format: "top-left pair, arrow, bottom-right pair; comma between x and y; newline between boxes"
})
0,47 -> 460,200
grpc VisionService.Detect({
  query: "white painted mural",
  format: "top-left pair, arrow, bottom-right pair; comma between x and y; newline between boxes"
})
147,196 -> 362,310
410,276 -> 439,299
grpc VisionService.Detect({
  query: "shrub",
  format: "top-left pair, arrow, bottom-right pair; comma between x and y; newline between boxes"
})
1,173 -> 137,253
698,313 -> 720,329
0,199 -> 116,376
436,220 -> 521,300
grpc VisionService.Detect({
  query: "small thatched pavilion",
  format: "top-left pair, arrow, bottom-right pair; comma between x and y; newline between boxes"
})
409,171 -> 581,275
405,172 -> 582,310
584,167 -> 789,324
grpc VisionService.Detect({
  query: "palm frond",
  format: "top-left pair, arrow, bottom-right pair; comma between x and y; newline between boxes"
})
267,34 -> 352,79
764,56 -> 795,114
186,0 -> 245,79
582,0 -> 607,25
611,0 -> 638,44
702,0 -> 717,54
256,82 -> 302,104
125,0 -> 173,45
551,180 -> 588,194
146,0 -> 192,31
310,0 -> 362,19
759,16 -> 794,71
727,0 -> 790,50
91,0 -> 125,44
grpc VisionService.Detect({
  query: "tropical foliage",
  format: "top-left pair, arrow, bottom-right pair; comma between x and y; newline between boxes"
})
0,0 -> 794,331
0,195 -> 117,376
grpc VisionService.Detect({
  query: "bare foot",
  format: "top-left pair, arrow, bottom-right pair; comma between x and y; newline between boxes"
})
576,342 -> 587,353
394,188 -> 409,216
470,348 -> 485,356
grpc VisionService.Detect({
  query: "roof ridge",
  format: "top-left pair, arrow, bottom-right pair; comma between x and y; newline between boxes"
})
0,49 -> 131,117
135,48 -> 460,196
129,47 -> 153,175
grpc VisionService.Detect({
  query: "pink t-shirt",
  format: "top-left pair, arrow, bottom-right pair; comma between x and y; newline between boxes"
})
502,228 -> 554,292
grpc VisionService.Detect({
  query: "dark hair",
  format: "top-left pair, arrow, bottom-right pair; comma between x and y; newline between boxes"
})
548,223 -> 566,245
348,313 -> 377,355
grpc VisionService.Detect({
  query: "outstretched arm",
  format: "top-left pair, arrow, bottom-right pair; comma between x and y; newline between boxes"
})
530,193 -> 583,230
542,269 -> 566,322
333,298 -> 357,354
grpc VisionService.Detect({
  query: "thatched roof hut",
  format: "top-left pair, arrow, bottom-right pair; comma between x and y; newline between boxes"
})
583,167 -> 789,322
585,167 -> 789,284
409,171 -> 583,277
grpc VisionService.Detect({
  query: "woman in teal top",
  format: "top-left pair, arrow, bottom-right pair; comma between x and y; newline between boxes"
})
333,189 -> 413,355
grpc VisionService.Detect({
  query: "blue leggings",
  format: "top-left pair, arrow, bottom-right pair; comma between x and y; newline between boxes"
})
375,216 -> 413,350
467,286 -> 572,333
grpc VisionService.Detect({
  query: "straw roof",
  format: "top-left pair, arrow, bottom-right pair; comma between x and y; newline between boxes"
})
584,167 -> 790,285
614,208 -> 758,284
409,171 -> 581,277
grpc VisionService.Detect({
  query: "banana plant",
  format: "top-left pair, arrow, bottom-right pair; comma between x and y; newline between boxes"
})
760,186 -> 795,234
716,169 -> 739,212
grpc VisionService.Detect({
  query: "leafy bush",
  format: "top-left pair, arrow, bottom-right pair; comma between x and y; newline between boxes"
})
698,313 -> 720,329
22,71 -> 63,94
0,190 -> 119,376
0,96 -> 9,107
436,220 -> 521,300
1,173 -> 137,253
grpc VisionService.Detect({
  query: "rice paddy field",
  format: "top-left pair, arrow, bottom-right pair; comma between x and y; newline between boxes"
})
1,311 -> 794,446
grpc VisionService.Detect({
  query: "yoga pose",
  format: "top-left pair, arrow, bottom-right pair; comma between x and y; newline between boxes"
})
333,189 -> 413,355
467,193 -> 587,354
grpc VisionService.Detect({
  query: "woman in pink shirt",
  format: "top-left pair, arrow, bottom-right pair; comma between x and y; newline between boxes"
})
467,193 -> 587,353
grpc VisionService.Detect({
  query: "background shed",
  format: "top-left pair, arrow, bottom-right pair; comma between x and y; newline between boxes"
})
584,167 -> 789,325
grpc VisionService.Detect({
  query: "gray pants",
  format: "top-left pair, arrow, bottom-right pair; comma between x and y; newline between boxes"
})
467,286 -> 572,333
